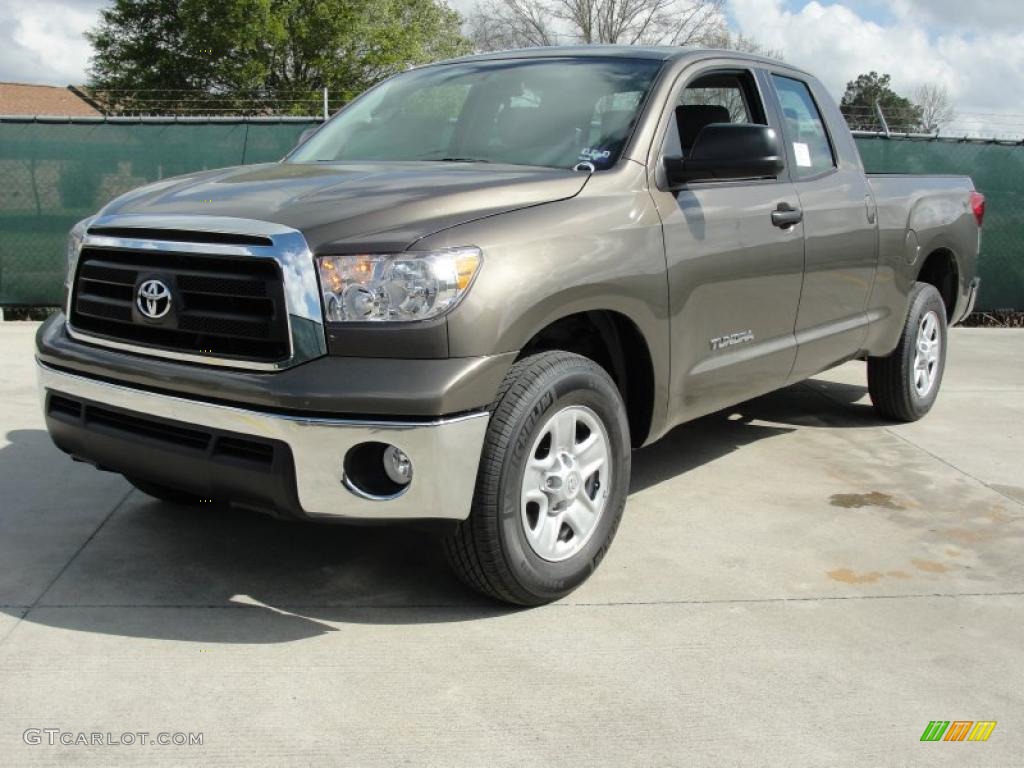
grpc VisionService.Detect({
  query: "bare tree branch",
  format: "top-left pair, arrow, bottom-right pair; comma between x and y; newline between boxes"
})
468,0 -> 730,51
700,28 -> 784,59
913,83 -> 955,134
467,0 -> 557,50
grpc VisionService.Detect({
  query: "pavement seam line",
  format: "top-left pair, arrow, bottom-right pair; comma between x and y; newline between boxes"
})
20,590 -> 1024,611
0,607 -> 30,647
0,487 -> 133,647
799,381 -> 1024,510
880,426 -> 1024,510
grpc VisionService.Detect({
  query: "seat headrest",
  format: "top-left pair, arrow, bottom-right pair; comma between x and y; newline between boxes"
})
675,104 -> 732,148
599,109 -> 635,139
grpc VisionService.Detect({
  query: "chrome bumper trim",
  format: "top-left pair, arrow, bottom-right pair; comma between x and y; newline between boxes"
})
66,214 -> 327,371
38,363 -> 488,521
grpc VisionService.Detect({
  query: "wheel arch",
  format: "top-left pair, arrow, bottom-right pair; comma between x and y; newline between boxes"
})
517,310 -> 656,447
916,247 -> 960,322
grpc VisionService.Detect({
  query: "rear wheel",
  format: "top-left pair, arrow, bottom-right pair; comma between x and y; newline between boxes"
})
443,351 -> 631,605
868,282 -> 948,422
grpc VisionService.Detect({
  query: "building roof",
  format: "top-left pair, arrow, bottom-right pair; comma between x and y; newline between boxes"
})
0,82 -> 101,116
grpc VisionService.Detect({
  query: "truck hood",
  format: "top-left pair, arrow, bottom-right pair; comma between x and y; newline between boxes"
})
99,161 -> 590,251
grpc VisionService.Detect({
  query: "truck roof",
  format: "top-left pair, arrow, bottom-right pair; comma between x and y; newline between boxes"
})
437,44 -> 792,70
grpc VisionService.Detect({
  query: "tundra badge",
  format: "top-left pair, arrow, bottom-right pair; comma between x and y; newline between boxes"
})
710,330 -> 754,351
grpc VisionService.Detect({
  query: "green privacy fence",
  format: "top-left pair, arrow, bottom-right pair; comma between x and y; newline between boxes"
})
0,118 -> 319,306
1,120 -> 1022,309
855,134 -> 1024,313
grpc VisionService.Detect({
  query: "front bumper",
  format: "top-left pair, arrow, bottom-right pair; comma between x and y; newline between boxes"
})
38,363 -> 488,521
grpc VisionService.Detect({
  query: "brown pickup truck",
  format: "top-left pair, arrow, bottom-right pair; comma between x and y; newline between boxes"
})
37,46 -> 983,605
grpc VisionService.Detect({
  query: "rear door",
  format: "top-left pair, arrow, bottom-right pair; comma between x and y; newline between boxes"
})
647,62 -> 806,423
766,72 -> 879,380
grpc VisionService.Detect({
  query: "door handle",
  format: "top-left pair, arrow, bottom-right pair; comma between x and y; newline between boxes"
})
772,203 -> 803,228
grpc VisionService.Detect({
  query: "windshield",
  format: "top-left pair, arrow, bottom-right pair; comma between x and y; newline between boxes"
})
289,57 -> 663,171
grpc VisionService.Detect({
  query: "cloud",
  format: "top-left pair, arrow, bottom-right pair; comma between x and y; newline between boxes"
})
0,0 -> 101,85
729,0 -> 1024,136
888,0 -> 1022,32
446,0 -> 478,16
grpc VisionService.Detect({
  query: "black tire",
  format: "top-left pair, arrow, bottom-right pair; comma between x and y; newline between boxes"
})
443,351 -> 631,606
868,282 -> 948,422
126,477 -> 207,506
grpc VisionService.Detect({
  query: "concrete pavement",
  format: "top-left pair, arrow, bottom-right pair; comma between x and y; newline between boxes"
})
1,323 -> 1022,766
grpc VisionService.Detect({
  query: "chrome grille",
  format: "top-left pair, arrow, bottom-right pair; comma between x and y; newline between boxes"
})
70,247 -> 289,362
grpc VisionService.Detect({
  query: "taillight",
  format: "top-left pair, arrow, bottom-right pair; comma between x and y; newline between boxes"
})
970,191 -> 986,227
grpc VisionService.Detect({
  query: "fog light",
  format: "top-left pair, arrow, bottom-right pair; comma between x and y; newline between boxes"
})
383,445 -> 413,486
342,441 -> 413,500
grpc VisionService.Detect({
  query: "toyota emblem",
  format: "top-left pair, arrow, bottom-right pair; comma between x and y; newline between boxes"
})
137,279 -> 172,320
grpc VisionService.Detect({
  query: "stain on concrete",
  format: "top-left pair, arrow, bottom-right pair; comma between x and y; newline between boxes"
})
945,548 -> 961,558
830,491 -> 905,510
986,507 -> 1012,524
912,559 -> 951,574
828,562 -> 953,583
944,528 -> 991,544
828,568 -> 883,584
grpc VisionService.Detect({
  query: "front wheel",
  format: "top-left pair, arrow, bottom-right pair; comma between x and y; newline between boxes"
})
868,282 -> 948,422
443,351 -> 631,605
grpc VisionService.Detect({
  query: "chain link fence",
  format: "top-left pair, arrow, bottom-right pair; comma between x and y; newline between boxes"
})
0,119 -> 1021,311
71,88 -> 343,118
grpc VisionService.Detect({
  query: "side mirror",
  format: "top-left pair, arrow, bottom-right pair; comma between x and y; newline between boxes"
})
296,126 -> 319,148
664,123 -> 784,187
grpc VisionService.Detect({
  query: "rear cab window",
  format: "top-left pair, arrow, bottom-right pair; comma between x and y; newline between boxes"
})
770,74 -> 836,179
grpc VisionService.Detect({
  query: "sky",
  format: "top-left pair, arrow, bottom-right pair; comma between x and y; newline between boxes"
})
728,0 -> 1024,136
2,0 -> 1022,136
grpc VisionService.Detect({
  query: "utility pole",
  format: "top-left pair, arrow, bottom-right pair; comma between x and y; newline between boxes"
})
322,88 -> 329,121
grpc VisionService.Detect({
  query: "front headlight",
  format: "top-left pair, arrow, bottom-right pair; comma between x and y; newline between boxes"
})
315,247 -> 481,322
65,216 -> 95,288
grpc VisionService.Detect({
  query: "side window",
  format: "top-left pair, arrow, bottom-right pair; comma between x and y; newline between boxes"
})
667,70 -> 767,159
679,76 -> 755,123
771,75 -> 835,179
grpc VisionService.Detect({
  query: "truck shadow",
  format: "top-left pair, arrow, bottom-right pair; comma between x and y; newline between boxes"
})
631,377 -> 881,492
0,376 -> 875,643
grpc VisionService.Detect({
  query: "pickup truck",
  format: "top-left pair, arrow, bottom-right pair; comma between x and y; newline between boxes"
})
36,46 -> 983,605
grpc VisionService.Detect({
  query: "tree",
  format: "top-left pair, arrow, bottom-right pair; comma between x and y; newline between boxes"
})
468,0 -> 557,50
839,71 -> 922,134
86,0 -> 472,114
467,0 -> 725,50
913,83 -> 954,134
700,28 -> 783,60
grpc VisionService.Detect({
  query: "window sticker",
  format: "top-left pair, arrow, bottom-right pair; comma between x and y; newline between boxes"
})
793,142 -> 812,168
578,147 -> 611,162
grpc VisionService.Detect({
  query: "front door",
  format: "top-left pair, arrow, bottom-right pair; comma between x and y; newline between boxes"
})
648,65 -> 806,423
